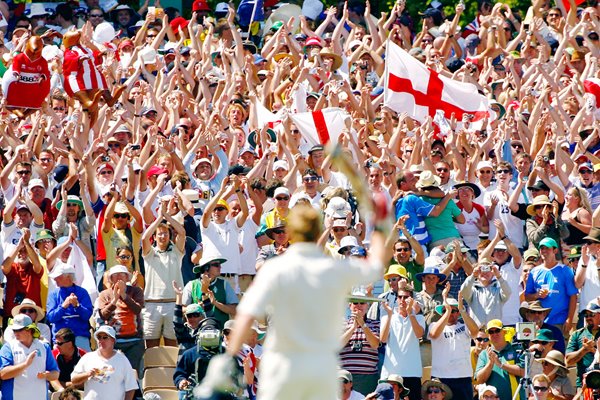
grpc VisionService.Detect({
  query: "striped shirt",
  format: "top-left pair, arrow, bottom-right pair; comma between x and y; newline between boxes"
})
394,194 -> 435,245
340,318 -> 380,375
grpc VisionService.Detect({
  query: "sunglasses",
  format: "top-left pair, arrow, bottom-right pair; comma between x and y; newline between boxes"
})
20,308 -> 37,314
208,262 -> 222,268
16,170 -> 31,175
118,255 -> 132,260
271,229 -> 286,235
479,170 -> 493,174
532,340 -> 549,345
436,168 -> 449,173
99,170 -> 113,175
488,328 -> 502,334
108,143 -> 121,148
584,313 -> 596,318
333,227 -> 347,233
475,337 -> 490,343
352,302 -> 366,305
275,196 -> 289,201
53,107 -> 66,112
388,277 -> 400,283
89,13 -> 103,17
533,386 -> 548,392
527,310 -> 544,314
186,313 -> 202,318
395,247 -> 411,252
496,169 -> 511,174
55,341 -> 68,346
113,213 -> 129,219
214,207 -> 227,212
427,388 -> 442,394
580,169 -> 593,174
303,176 -> 318,182
96,335 -> 111,340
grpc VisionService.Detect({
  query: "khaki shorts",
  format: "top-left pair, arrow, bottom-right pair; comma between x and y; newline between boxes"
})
142,302 -> 176,340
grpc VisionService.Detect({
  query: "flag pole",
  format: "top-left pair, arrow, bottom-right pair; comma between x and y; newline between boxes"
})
246,0 -> 258,38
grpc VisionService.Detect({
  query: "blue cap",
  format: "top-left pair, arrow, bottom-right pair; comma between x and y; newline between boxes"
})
253,54 -> 266,64
538,237 -> 558,249
350,246 -> 367,257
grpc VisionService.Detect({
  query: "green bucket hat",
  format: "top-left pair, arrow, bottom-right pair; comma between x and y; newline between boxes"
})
567,246 -> 582,259
35,229 -> 56,244
56,195 -> 84,211
533,328 -> 556,342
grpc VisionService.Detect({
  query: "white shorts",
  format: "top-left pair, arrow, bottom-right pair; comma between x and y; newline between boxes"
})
142,302 -> 176,340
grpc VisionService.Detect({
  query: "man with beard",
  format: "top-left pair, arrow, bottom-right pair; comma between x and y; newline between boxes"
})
1,229 -> 43,324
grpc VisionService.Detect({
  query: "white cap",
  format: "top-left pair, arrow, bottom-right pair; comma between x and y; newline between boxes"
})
326,197 -> 351,219
93,22 -> 119,44
477,160 -> 493,170
273,160 -> 289,171
273,187 -> 290,197
28,178 -> 45,190
49,263 -> 76,278
95,325 -> 116,340
215,2 -> 228,13
42,45 -> 63,62
424,256 -> 446,269
338,236 -> 358,253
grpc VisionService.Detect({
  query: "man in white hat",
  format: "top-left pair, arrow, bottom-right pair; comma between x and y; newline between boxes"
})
46,263 -> 94,351
95,265 -> 144,375
0,314 -> 59,400
71,326 -> 138,399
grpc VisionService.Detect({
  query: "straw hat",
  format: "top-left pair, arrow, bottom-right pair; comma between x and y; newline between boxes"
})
526,195 -> 553,216
415,170 -> 441,189
319,47 -> 342,71
536,350 -> 567,371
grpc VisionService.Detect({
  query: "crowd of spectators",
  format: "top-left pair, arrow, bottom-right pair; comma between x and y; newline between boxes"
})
0,0 -> 597,398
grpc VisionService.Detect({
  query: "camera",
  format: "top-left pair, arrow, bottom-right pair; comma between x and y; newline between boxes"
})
198,329 -> 221,349
102,156 -> 111,162
586,371 -> 600,390
480,264 -> 491,273
131,144 -> 141,150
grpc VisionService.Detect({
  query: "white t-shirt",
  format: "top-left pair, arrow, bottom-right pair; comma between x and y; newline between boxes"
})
579,256 -> 600,312
484,189 -> 526,248
239,218 -> 259,275
381,313 -> 425,378
143,246 -> 184,300
499,260 -> 522,325
201,219 -> 242,275
72,350 -> 138,400
429,322 -> 472,378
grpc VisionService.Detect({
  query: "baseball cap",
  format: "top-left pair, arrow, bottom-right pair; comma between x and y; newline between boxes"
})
539,237 -> 558,249
486,319 -> 503,333
11,314 -> 33,330
273,187 -> 290,197
95,325 -> 116,340
185,303 -> 204,315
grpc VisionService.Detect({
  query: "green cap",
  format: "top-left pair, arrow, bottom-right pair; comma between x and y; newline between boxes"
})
185,303 -> 205,316
534,328 -> 556,342
35,229 -> 55,243
567,246 -> 582,259
538,237 -> 558,249
270,21 -> 283,31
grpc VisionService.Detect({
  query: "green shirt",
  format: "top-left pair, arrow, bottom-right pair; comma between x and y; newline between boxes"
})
475,342 -> 524,400
566,325 -> 600,387
401,259 -> 424,292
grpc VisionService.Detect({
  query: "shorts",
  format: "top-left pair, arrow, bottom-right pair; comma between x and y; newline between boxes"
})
142,302 -> 176,340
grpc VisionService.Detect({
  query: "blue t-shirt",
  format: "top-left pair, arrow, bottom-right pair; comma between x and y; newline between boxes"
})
394,194 -> 435,245
525,264 -> 578,324
0,340 -> 58,400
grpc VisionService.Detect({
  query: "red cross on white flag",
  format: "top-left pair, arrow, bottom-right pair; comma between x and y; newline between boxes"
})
290,107 -> 350,147
384,40 -> 491,123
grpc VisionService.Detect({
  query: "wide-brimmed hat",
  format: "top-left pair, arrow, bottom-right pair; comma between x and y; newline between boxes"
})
338,236 -> 359,254
384,264 -> 408,280
56,195 -> 84,210
248,128 -> 276,149
378,374 -> 410,397
584,227 -> 600,243
533,328 -> 556,342
416,170 -> 441,189
435,298 -> 459,316
319,48 -> 343,70
416,264 -> 446,282
49,263 -> 76,278
108,265 -> 132,280
35,229 -> 56,244
193,253 -> 227,274
12,298 -> 45,322
421,379 -> 453,399
567,246 -> 582,259
265,221 -> 286,240
454,182 -> 481,198
536,350 -> 567,370
519,300 -> 551,319
11,314 -> 33,330
347,287 -> 382,303
526,195 -> 553,216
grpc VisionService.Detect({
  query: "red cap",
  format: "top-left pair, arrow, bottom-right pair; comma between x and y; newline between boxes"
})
118,39 -> 134,51
192,0 -> 210,12
304,37 -> 322,47
147,165 -> 168,179
264,0 -> 279,7
169,16 -> 189,35
97,163 -> 114,172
